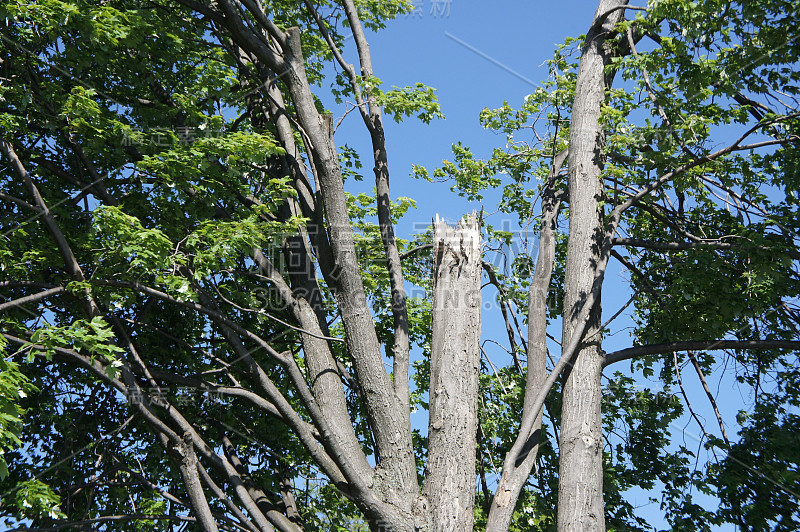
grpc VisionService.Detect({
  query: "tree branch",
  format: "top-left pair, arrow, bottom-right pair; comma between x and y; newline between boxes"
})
603,339 -> 800,367
611,116 -> 800,219
340,0 -> 413,420
612,237 -> 800,260
0,139 -> 99,316
400,243 -> 433,260
687,351 -> 731,446
488,149 -> 566,529
197,463 -> 261,532
481,260 -> 523,373
7,514 -> 204,532
173,431 -> 221,532
0,286 -> 66,313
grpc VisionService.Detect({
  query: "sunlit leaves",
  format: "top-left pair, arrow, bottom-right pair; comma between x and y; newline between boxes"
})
29,317 -> 125,375
378,83 -> 444,124
92,206 -> 174,276
10,479 -> 65,521
0,347 -> 36,482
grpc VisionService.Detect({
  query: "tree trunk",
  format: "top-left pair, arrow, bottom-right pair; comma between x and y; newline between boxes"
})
423,214 -> 482,532
558,2 -> 627,531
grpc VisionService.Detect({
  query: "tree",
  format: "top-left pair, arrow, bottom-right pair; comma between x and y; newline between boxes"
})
0,0 -> 798,531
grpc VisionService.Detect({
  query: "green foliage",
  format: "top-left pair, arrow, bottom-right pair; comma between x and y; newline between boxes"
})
351,0 -> 411,31
93,207 -> 175,275
416,0 -> 800,528
0,343 -> 37,481
0,0 -> 798,530
708,361 -> 800,530
11,479 -> 65,521
134,497 -> 167,531
378,83 -> 444,124
29,317 -> 126,376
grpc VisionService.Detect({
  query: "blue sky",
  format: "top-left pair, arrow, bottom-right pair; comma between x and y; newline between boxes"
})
337,0 -> 600,220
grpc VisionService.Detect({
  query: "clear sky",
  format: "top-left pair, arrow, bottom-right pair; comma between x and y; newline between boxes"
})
339,0 -> 602,223
327,1 -> 742,529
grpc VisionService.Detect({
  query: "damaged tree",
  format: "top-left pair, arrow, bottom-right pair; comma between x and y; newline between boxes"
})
1,0 -> 799,531
425,214 -> 482,531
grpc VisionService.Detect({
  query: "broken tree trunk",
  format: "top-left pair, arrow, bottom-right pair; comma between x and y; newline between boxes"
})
423,214 -> 482,532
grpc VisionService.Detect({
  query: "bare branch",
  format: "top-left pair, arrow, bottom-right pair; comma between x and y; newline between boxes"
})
613,237 -> 800,260
400,243 -> 433,260
0,191 -> 36,211
302,0 -> 368,121
611,118 -> 799,219
687,352 -> 731,446
173,432 -> 220,532
625,26 -> 700,160
482,260 -> 523,373
488,149 -> 566,529
603,339 -> 800,367
673,351 -> 712,444
0,286 -> 66,313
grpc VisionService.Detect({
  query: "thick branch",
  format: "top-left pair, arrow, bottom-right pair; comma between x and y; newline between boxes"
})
0,286 -> 66,313
340,0 -> 412,416
0,139 -> 98,316
250,250 -> 374,484
173,432 -> 221,532
220,434 -> 300,532
274,25 -> 416,510
488,149 -> 566,530
197,463 -> 260,532
238,0 -> 287,47
211,0 -> 285,72
612,237 -> 800,260
603,339 -> 800,367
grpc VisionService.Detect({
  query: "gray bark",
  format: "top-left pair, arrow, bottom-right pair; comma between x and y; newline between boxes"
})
279,28 -> 418,505
558,2 -> 628,531
423,214 -> 482,532
211,6 -> 419,522
486,150 -> 566,530
173,433 -> 223,532
338,0 -> 412,416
